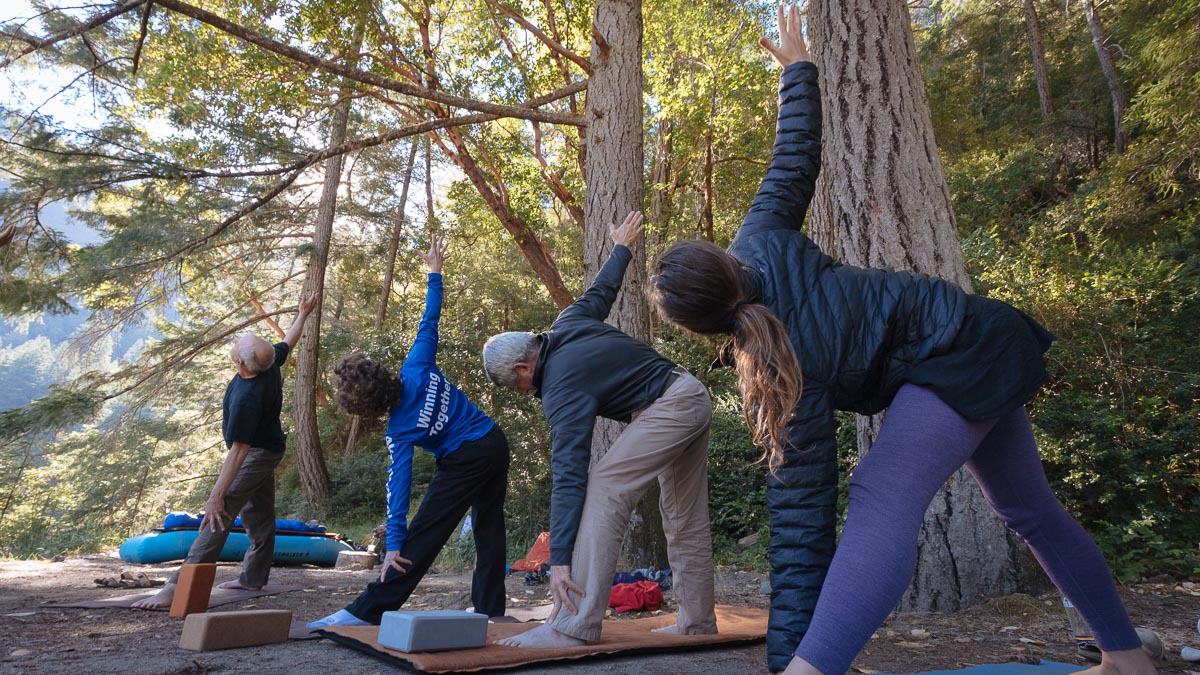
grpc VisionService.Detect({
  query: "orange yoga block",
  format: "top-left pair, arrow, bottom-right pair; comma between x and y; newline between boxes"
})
169,563 -> 216,618
178,610 -> 292,651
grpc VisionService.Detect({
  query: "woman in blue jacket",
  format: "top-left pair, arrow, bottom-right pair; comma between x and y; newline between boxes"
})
308,236 -> 509,628
649,7 -> 1153,675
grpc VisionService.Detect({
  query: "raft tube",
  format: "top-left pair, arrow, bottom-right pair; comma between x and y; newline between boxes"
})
118,529 -> 354,566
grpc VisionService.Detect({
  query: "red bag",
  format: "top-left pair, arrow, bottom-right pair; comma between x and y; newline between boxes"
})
608,580 -> 664,613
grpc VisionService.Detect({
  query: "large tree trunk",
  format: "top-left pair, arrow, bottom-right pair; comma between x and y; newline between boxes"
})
807,0 -> 1047,612
1080,0 -> 1128,153
583,0 -> 667,569
293,32 -> 362,507
1023,0 -> 1055,123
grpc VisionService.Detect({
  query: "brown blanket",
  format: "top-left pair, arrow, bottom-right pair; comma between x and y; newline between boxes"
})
320,604 -> 768,673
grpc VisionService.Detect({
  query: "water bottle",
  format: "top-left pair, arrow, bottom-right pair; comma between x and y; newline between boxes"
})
1062,596 -> 1100,659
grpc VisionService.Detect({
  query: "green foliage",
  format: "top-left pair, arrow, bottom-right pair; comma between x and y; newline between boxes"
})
925,0 -> 1200,578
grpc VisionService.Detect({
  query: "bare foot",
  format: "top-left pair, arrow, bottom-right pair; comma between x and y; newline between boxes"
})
216,580 -> 263,591
496,623 -> 586,648
130,582 -> 177,609
652,623 -> 718,635
1073,647 -> 1158,675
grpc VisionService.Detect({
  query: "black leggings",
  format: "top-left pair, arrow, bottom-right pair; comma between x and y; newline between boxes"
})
345,425 -> 510,623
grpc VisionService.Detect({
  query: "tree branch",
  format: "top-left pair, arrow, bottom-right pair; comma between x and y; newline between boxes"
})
488,0 -> 591,74
148,0 -> 585,127
0,0 -> 151,69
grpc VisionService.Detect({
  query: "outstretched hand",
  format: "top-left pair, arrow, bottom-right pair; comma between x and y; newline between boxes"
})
418,234 -> 449,274
759,4 -> 810,68
609,211 -> 645,249
298,291 -> 321,316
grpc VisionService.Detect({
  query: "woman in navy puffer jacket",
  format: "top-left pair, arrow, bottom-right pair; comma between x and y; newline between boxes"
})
649,7 -> 1154,675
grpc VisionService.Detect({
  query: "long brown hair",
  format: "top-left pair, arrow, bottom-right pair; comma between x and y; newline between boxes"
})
649,239 -> 802,473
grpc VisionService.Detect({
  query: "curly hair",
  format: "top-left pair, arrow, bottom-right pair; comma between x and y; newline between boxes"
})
333,353 -> 404,417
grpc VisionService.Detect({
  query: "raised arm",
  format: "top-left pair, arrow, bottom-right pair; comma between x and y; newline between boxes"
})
556,211 -> 644,322
735,6 -> 821,243
405,235 -> 448,370
283,291 -> 320,351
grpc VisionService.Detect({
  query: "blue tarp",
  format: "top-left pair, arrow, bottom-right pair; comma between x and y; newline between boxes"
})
162,511 -> 326,534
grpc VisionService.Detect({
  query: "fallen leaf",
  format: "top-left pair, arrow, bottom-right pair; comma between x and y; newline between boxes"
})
1001,625 -> 1020,631
896,641 -> 931,649
1020,637 -> 1046,645
9,649 -> 31,657
4,612 -> 36,617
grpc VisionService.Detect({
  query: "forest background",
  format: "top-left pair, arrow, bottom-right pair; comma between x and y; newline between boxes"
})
0,0 -> 1196,587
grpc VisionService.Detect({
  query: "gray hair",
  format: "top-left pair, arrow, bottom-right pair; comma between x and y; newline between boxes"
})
482,332 -> 541,387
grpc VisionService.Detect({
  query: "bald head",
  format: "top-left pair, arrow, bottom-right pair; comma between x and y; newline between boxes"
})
231,334 -> 275,375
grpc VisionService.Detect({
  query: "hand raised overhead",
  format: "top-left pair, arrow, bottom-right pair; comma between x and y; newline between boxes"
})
609,211 -> 645,249
759,4 -> 810,68
418,234 -> 449,274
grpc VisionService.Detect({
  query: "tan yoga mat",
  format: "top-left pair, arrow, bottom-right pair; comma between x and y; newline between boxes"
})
41,584 -> 301,611
319,604 -> 768,673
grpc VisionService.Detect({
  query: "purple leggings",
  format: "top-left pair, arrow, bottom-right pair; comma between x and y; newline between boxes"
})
795,384 -> 1141,674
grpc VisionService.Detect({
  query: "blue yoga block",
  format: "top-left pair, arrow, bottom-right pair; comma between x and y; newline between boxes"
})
378,610 -> 489,653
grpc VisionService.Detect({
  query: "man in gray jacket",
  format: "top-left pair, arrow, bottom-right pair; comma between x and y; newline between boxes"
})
482,212 -> 715,647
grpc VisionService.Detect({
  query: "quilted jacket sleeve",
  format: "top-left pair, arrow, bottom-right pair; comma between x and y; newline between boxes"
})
765,381 -> 839,672
734,61 -> 822,244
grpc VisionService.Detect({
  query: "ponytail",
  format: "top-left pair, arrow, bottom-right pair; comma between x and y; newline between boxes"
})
727,304 -> 802,473
650,239 -> 803,474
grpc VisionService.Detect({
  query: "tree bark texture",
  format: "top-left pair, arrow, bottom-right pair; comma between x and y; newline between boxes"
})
1080,0 -> 1128,153
1023,0 -> 1055,122
293,33 -> 362,507
808,0 -> 1046,611
583,0 -> 667,569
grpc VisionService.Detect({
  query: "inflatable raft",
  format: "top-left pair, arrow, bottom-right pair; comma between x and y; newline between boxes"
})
119,513 -> 355,567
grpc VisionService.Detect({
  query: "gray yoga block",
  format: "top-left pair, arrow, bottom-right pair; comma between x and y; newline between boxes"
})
378,610 -> 489,653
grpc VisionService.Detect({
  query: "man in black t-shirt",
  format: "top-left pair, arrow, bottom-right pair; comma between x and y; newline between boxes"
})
134,290 -> 319,609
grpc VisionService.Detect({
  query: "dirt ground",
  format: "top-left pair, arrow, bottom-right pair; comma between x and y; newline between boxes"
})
0,555 -> 1196,674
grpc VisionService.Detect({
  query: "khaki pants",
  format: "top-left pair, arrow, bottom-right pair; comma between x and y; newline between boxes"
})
551,370 -> 717,641
169,447 -> 283,588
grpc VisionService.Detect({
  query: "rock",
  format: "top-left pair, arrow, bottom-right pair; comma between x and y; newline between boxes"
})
758,580 -> 771,595
737,533 -> 761,548
9,649 -> 31,657
335,551 -> 376,571
1180,646 -> 1200,663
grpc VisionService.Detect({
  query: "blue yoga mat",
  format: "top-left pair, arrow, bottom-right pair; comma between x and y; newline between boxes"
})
878,661 -> 1080,675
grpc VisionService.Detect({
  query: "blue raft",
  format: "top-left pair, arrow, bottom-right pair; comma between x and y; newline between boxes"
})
119,513 -> 355,567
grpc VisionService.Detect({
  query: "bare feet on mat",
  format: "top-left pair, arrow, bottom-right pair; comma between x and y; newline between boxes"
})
216,580 -> 262,591
496,623 -> 586,648
130,582 -> 177,609
1073,647 -> 1158,675
652,623 -> 717,635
